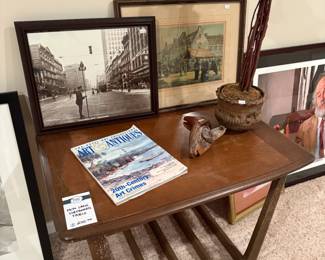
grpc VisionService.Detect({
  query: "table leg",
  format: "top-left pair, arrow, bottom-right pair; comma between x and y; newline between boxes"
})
196,205 -> 243,260
87,235 -> 110,260
197,176 -> 286,260
243,176 -> 286,260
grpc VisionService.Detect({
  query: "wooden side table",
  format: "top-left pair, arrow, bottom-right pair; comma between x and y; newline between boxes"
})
38,106 -> 313,259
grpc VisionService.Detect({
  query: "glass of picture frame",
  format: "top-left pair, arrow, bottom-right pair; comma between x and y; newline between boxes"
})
114,0 -> 246,109
0,91 -> 53,259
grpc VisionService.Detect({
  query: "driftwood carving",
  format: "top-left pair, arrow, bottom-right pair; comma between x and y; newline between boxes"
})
183,116 -> 226,158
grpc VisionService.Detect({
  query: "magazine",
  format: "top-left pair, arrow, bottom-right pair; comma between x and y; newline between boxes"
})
71,125 -> 187,205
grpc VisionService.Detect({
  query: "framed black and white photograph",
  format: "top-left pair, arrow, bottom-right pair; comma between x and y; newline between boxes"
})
254,43 -> 325,186
15,17 -> 158,134
0,91 -> 52,259
114,0 -> 246,109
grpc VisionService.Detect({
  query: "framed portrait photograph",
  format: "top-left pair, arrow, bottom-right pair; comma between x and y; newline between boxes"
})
254,43 -> 325,187
228,43 -> 325,223
15,17 -> 158,134
0,91 -> 52,259
114,0 -> 246,109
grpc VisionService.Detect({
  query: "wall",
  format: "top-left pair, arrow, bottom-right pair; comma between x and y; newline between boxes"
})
246,0 -> 325,50
2,0 -> 325,95
1,0 -> 325,222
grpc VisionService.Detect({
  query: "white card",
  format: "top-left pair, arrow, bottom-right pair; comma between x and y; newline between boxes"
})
62,191 -> 97,230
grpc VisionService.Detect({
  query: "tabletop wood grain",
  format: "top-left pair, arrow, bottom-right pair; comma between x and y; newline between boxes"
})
38,106 -> 313,241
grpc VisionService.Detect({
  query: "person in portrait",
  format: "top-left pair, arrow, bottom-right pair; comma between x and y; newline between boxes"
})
75,86 -> 86,119
296,75 -> 325,159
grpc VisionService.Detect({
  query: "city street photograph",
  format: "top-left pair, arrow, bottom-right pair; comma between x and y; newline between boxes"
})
24,23 -> 154,128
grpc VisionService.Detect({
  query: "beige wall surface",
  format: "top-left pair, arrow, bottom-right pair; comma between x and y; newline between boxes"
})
2,0 -> 325,96
246,0 -> 325,50
1,0 -> 325,221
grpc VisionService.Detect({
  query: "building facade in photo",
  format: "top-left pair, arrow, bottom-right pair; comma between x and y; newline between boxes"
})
29,44 -> 65,98
128,27 -> 150,88
64,64 -> 86,92
101,28 -> 128,84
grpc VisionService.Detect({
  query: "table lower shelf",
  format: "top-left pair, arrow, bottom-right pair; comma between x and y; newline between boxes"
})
86,176 -> 285,260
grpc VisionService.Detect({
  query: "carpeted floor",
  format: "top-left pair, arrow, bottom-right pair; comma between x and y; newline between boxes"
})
51,175 -> 325,259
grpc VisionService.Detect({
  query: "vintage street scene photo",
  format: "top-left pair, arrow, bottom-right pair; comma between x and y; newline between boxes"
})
27,26 -> 151,127
0,176 -> 18,256
257,61 -> 325,164
157,23 -> 224,88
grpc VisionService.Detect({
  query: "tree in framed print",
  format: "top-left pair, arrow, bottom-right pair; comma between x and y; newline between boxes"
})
114,0 -> 246,109
15,17 -> 158,134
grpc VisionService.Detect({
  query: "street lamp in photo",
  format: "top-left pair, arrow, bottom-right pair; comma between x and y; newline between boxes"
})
78,61 -> 90,118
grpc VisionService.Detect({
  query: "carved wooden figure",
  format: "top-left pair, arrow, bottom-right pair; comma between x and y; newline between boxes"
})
183,116 -> 226,157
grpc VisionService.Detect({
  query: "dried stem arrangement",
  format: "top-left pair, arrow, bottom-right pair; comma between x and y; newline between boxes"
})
239,0 -> 272,92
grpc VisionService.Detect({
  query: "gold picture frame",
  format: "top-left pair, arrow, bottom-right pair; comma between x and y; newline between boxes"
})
229,182 -> 271,224
114,0 -> 246,109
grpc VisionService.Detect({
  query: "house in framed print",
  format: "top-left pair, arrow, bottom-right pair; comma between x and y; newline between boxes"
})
158,24 -> 224,88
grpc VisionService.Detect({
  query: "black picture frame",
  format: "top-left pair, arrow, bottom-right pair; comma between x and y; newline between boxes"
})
15,17 -> 158,134
0,91 -> 53,259
114,0 -> 246,110
256,43 -> 325,187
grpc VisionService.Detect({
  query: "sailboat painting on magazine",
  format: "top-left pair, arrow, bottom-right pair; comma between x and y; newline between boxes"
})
71,125 -> 187,205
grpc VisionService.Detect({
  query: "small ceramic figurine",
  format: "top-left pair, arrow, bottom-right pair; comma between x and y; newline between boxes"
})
183,116 -> 226,158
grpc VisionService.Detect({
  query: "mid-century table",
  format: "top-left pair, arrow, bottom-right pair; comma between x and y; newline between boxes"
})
38,106 -> 313,260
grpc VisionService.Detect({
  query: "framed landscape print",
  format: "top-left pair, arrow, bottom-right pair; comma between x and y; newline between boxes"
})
0,92 -> 52,259
114,0 -> 246,109
15,17 -> 158,134
254,43 -> 325,187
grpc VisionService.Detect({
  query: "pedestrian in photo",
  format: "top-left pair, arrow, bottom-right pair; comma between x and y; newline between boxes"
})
210,59 -> 218,76
75,86 -> 86,119
194,58 -> 200,80
201,59 -> 209,82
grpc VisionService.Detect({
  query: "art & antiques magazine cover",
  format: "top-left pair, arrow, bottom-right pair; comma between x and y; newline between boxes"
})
71,126 -> 187,205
